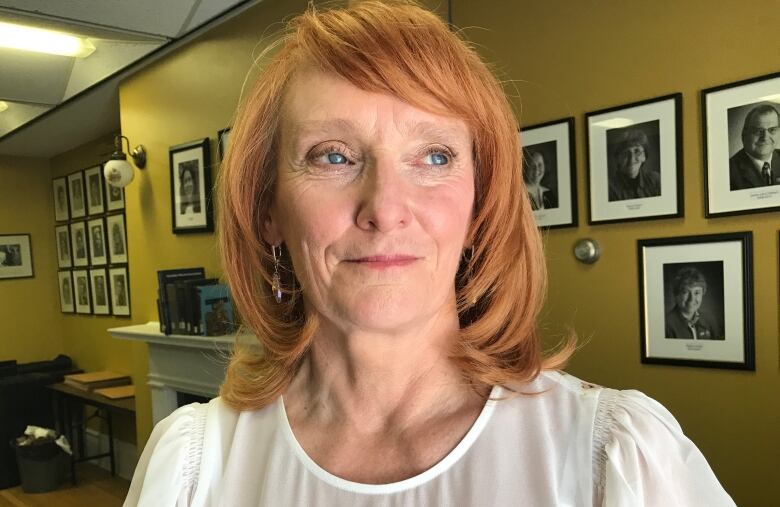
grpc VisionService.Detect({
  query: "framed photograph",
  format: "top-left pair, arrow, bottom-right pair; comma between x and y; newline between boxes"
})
105,178 -> 125,212
72,268 -> 92,314
84,165 -> 105,215
67,170 -> 86,219
89,268 -> 111,315
170,138 -> 213,234
702,71 -> 780,217
218,127 -> 231,160
108,266 -> 131,316
69,221 -> 89,268
637,232 -> 754,370
55,224 -> 72,269
57,270 -> 74,313
520,118 -> 577,228
586,93 -> 683,224
0,234 -> 33,280
52,177 -> 70,222
87,217 -> 108,266
106,214 -> 128,264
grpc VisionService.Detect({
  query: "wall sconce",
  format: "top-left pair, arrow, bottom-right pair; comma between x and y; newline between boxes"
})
104,135 -> 146,188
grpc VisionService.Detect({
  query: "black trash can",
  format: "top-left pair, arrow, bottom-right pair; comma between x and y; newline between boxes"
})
11,439 -> 65,493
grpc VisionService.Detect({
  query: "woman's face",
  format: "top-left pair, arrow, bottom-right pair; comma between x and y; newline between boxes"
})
182,170 -> 195,198
528,153 -> 545,184
267,69 -> 475,333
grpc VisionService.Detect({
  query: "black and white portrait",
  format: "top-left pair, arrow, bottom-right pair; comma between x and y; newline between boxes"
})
58,271 -> 74,313
90,268 -> 110,315
109,266 -> 130,316
85,166 -> 105,215
170,138 -> 212,233
178,160 -> 201,214
56,226 -> 71,268
606,121 -> 661,202
0,234 -> 33,280
0,244 -> 21,266
73,270 -> 91,314
726,102 -> 780,190
105,176 -> 125,212
663,262 -> 725,341
53,177 -> 69,222
522,141 -> 558,211
67,171 -> 86,218
106,214 -> 128,264
88,218 -> 107,265
70,222 -> 89,267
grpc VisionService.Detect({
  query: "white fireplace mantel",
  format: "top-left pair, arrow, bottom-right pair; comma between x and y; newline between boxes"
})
109,322 -> 256,424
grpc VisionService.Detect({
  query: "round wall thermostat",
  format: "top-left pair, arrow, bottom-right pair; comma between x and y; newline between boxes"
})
573,238 -> 600,264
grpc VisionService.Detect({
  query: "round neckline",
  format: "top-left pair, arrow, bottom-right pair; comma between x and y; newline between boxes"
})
278,384 -> 501,495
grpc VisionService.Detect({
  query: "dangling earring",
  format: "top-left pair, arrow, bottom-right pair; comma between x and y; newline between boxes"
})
271,244 -> 283,303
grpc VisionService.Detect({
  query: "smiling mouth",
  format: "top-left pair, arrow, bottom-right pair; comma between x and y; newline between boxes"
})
345,255 -> 419,268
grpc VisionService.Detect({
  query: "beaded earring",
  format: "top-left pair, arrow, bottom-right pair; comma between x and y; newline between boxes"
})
271,244 -> 283,303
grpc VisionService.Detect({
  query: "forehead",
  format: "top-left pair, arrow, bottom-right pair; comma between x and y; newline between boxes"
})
747,111 -> 780,126
281,68 -> 470,142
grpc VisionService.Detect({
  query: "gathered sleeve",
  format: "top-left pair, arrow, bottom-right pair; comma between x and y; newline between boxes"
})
595,389 -> 736,507
123,403 -> 206,507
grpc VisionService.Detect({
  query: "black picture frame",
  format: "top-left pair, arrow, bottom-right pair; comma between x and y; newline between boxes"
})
637,232 -> 754,370
106,213 -> 128,264
519,117 -> 578,229
72,268 -> 92,314
105,177 -> 125,212
586,93 -> 683,225
89,267 -> 111,315
0,234 -> 34,280
702,71 -> 780,217
84,165 -> 105,215
169,138 -> 213,234
52,177 -> 70,222
67,170 -> 86,219
218,127 -> 231,161
69,221 -> 89,268
55,224 -> 72,269
108,265 -> 131,317
58,270 -> 75,313
87,217 -> 108,266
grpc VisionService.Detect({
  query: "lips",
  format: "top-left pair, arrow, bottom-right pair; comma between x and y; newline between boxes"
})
345,254 -> 419,268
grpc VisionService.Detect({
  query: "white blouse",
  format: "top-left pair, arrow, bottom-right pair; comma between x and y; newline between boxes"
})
124,371 -> 735,506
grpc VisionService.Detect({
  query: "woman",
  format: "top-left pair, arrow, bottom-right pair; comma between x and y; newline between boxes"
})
179,163 -> 201,214
608,128 -> 661,202
523,148 -> 555,210
125,2 -> 734,506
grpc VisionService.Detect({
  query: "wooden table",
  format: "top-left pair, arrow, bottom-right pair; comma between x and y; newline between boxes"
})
46,383 -> 135,484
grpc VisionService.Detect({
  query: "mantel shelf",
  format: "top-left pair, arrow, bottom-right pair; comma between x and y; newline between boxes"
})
108,321 -> 255,350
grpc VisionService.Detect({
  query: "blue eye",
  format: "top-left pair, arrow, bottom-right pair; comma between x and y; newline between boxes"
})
424,152 -> 449,166
327,152 -> 348,164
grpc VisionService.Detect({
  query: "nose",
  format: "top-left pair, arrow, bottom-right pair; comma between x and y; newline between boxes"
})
355,156 -> 413,232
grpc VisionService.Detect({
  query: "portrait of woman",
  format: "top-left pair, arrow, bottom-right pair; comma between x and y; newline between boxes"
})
178,160 -> 201,214
125,3 -> 734,506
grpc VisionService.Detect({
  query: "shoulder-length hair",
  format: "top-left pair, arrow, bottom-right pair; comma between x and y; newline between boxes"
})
218,0 -> 572,411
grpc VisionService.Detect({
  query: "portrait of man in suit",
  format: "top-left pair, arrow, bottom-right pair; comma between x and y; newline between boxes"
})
729,103 -> 780,190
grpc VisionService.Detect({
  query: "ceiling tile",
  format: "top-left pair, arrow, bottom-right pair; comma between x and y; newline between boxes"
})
0,48 -> 71,104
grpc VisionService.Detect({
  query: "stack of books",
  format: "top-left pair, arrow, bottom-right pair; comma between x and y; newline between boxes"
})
63,371 -> 131,393
156,267 -> 237,336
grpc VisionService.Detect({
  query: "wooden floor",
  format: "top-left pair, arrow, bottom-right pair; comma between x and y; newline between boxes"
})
0,463 -> 129,507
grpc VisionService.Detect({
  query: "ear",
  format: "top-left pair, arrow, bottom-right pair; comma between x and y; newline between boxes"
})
261,206 -> 283,246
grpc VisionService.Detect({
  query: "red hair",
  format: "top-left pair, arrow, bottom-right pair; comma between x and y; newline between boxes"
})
217,0 -> 572,410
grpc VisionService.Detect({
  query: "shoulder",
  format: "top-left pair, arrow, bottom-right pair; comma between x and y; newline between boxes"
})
729,148 -> 748,167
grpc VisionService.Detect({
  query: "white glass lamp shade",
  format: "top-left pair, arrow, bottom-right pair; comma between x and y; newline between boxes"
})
104,158 -> 134,188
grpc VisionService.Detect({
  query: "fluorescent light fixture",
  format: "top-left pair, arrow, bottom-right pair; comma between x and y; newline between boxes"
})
591,117 -> 634,129
0,101 -> 7,113
0,21 -> 95,58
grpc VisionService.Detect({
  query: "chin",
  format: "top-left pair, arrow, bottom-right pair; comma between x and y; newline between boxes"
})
334,289 -> 439,333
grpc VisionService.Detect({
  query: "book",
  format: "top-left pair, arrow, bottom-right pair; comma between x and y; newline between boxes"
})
182,278 -> 219,335
94,385 -> 135,400
63,371 -> 131,392
197,283 -> 236,336
157,268 -> 205,335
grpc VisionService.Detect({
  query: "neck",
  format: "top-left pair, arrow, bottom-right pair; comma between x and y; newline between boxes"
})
286,305 -> 480,433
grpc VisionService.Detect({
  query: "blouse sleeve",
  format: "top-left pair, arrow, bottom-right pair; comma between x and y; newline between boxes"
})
595,389 -> 736,507
123,403 -> 206,507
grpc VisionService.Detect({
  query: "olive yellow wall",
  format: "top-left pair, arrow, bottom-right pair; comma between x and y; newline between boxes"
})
118,0 -> 311,446
0,156 -> 62,363
453,1 -> 779,505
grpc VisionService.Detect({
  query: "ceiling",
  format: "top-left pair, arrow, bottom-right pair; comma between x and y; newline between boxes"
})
0,0 -> 259,157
